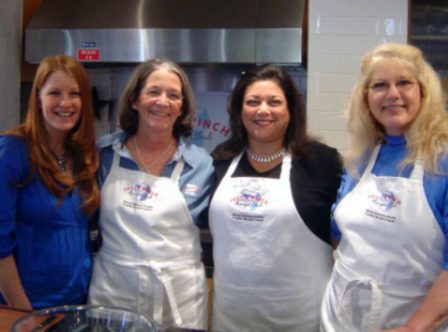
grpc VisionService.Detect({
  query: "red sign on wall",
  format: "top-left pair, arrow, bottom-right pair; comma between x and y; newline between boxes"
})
77,48 -> 100,61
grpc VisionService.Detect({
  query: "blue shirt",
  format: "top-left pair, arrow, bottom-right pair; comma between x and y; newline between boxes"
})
97,132 -> 214,227
331,135 -> 448,268
0,136 -> 93,308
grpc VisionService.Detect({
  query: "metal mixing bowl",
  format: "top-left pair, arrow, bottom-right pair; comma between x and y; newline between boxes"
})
11,305 -> 158,331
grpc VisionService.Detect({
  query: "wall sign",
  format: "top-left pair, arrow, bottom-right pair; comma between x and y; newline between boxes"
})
78,48 -> 100,61
191,92 -> 231,153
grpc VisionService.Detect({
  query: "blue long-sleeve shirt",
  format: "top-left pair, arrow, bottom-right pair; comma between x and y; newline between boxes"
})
0,136 -> 92,308
96,132 -> 214,228
331,135 -> 448,269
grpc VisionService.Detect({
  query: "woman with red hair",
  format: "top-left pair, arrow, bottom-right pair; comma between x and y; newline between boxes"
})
0,55 -> 99,310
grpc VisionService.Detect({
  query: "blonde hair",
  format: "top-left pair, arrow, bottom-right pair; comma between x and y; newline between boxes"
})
345,42 -> 448,175
6,55 -> 99,214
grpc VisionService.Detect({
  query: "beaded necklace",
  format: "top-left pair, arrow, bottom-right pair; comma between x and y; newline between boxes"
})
246,148 -> 285,163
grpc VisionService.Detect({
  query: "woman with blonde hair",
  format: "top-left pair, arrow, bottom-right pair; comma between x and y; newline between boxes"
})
321,43 -> 448,331
0,55 -> 99,309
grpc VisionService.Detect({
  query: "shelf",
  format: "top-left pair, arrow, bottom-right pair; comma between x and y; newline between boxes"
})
411,35 -> 448,41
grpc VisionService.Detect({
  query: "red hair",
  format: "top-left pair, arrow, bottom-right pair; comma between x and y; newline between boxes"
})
7,55 -> 99,214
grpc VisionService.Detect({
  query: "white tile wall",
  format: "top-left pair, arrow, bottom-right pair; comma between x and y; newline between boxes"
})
307,0 -> 408,152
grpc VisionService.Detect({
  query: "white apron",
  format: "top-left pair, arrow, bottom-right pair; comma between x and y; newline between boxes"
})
209,152 -> 334,332
321,146 -> 447,332
88,145 -> 207,330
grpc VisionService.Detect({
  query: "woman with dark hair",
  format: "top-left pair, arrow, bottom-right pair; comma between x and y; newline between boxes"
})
0,55 -> 99,309
88,59 -> 213,330
209,64 -> 342,331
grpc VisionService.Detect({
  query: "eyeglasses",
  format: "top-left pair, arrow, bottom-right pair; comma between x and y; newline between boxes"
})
144,88 -> 183,102
369,79 -> 418,93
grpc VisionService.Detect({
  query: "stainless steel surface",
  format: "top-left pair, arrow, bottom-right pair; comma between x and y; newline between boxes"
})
183,65 -> 248,92
25,0 -> 305,64
26,29 -> 257,64
255,28 -> 302,63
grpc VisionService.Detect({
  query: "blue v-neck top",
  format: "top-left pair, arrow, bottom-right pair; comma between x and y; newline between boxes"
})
0,136 -> 93,308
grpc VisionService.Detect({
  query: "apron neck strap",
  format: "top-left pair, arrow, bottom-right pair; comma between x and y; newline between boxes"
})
112,142 -> 184,181
170,158 -> 185,181
363,145 -> 424,181
226,150 -> 291,180
410,160 -> 424,180
360,145 -> 381,180
280,153 -> 292,181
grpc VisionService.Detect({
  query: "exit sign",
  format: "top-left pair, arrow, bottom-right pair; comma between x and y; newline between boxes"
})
77,48 -> 100,61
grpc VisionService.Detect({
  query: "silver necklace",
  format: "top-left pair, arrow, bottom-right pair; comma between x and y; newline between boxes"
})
56,154 -> 67,171
133,136 -> 173,172
246,148 -> 285,163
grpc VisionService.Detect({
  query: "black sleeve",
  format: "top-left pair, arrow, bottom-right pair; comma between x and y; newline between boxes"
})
209,147 -> 342,245
291,142 -> 342,245
210,158 -> 232,200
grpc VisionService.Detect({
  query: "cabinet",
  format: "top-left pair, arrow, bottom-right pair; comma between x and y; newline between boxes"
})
410,0 -> 448,70
410,0 -> 448,94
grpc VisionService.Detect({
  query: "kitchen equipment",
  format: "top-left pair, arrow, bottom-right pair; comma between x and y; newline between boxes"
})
25,0 -> 305,65
10,305 -> 158,332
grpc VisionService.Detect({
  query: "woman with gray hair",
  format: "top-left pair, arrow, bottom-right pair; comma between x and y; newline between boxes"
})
88,59 -> 213,330
321,43 -> 448,331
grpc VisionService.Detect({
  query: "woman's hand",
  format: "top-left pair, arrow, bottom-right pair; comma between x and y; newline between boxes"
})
381,271 -> 448,332
0,255 -> 32,310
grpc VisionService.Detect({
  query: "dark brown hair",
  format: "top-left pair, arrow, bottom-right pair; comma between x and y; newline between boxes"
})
213,63 -> 314,160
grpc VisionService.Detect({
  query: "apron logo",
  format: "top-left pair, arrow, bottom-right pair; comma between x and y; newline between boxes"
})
231,189 -> 267,211
123,183 -> 158,201
182,183 -> 199,196
369,190 -> 401,212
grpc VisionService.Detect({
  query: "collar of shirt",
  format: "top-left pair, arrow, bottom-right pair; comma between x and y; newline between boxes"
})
99,131 -> 196,170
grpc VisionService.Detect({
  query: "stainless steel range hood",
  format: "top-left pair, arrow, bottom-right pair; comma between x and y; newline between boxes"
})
25,0 -> 305,64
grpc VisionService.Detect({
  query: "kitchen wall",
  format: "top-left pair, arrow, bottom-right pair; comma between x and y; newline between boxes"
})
1,0 -> 409,151
307,0 -> 408,152
0,0 -> 22,131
